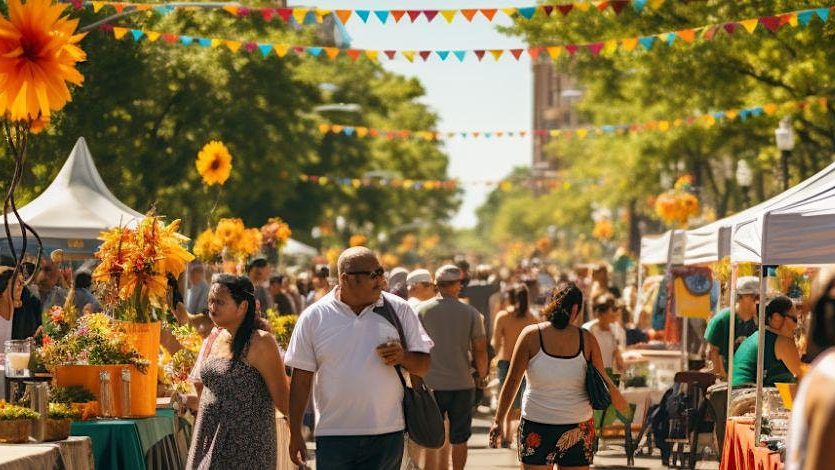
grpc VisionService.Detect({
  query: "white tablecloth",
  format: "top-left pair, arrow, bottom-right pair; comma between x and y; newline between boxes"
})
0,436 -> 94,470
621,387 -> 666,425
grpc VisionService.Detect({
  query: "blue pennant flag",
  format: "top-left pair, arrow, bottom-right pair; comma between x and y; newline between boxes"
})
307,47 -> 323,57
343,127 -> 355,136
374,11 -> 389,23
632,0 -> 648,13
738,109 -> 751,121
798,10 -> 815,26
711,111 -> 726,119
484,132 -> 492,138
198,38 -> 211,47
356,10 -> 371,23
154,5 -> 174,15
436,50 -> 450,61
453,50 -> 466,62
638,36 -> 656,50
750,107 -> 764,117
180,36 -> 193,46
665,33 -> 676,46
258,44 -> 273,57
816,7 -> 830,22
517,7 -> 537,20
130,29 -> 144,41
602,125 -> 616,133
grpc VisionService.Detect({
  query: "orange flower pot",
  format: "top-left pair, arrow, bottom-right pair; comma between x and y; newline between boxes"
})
54,365 -> 129,417
120,321 -> 161,418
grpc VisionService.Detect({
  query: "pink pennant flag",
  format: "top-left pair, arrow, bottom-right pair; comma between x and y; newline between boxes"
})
565,44 -> 579,55
587,42 -> 605,55
423,10 -> 439,22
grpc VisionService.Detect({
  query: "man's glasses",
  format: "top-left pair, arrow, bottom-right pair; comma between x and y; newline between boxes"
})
346,267 -> 385,280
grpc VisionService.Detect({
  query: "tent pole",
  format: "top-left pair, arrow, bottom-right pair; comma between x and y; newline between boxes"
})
726,262 -> 737,414
753,267 -> 768,443
633,263 -> 644,324
682,315 -> 689,371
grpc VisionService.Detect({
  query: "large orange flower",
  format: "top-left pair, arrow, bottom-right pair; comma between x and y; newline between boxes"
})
0,0 -> 86,121
196,140 -> 232,186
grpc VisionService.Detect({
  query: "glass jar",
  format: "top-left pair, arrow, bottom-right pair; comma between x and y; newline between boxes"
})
4,339 -> 31,378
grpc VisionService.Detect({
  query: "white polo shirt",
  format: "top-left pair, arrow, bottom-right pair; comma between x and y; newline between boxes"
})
285,289 -> 433,436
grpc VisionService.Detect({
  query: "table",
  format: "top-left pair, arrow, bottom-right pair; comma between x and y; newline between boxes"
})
0,436 -> 94,470
720,417 -> 784,470
71,409 -> 184,470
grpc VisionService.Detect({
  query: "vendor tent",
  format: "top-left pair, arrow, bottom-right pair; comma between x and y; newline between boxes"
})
282,238 -> 317,257
639,230 -> 686,265
4,137 -> 143,255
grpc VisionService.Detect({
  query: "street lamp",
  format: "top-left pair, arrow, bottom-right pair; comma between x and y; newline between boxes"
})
736,159 -> 753,205
775,117 -> 795,191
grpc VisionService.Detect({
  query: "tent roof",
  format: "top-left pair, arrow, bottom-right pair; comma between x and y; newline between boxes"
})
282,238 -> 317,257
6,137 -> 142,240
639,229 -> 686,265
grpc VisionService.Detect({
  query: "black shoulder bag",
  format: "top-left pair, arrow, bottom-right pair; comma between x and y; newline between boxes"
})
581,328 -> 612,410
374,299 -> 445,449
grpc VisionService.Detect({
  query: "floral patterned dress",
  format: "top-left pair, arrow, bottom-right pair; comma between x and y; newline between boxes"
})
187,355 -> 276,469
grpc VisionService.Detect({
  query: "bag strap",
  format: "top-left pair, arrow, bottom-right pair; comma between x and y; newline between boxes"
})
373,298 -> 411,388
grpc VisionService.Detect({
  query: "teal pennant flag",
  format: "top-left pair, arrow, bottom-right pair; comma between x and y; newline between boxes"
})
453,50 -> 466,62
374,11 -> 389,23
436,50 -> 450,61
258,44 -> 272,57
130,29 -> 144,41
356,10 -> 371,23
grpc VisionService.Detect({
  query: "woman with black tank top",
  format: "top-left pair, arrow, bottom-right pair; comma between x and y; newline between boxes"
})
489,282 -> 628,469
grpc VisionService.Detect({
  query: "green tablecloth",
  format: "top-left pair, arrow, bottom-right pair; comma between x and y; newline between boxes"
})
71,409 -> 178,470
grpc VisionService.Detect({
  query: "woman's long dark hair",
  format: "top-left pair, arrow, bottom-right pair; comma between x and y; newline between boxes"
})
543,282 -> 583,329
809,277 -> 835,359
514,284 -> 529,318
213,274 -> 257,361
0,268 -> 15,294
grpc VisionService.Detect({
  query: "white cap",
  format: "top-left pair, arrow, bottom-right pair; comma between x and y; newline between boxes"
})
406,269 -> 432,286
736,276 -> 760,296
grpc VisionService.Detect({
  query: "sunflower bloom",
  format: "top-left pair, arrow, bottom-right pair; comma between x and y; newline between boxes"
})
196,140 -> 232,186
215,218 -> 245,245
0,0 -> 86,121
193,228 -> 222,261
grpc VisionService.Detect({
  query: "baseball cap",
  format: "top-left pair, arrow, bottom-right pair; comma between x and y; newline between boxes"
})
435,264 -> 462,283
406,269 -> 432,286
736,276 -> 760,296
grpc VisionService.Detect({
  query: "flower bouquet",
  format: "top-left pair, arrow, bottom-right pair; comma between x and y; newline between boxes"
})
654,175 -> 700,228
161,324 -> 202,394
193,218 -> 262,270
0,401 -> 39,443
260,217 -> 292,264
44,403 -> 80,441
265,310 -> 299,350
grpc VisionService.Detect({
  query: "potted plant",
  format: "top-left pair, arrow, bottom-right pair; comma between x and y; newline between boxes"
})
50,385 -> 97,420
0,401 -> 39,443
44,403 -> 80,441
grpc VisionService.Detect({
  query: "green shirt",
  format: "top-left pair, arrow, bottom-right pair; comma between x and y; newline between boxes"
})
704,307 -> 757,369
732,329 -> 794,387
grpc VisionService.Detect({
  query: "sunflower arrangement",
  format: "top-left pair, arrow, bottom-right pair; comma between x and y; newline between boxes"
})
93,215 -> 195,322
193,228 -> 223,262
654,175 -> 700,228
195,218 -> 262,264
260,217 -> 292,250
592,219 -> 615,241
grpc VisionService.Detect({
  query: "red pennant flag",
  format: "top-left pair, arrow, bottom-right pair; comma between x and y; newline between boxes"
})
474,50 -> 486,61
423,10 -> 439,22
528,47 -> 542,59
778,13 -> 793,26
113,3 -> 125,13
703,26 -> 718,40
510,49 -> 524,60
542,6 -> 554,16
261,9 -> 275,21
610,0 -> 628,14
345,49 -> 361,61
557,4 -> 573,15
162,33 -> 178,43
723,22 -> 738,34
759,16 -> 781,32
277,8 -> 292,22
460,9 -> 478,21
293,46 -> 306,56
391,10 -> 406,22
419,51 -> 432,61
596,2 -> 610,13
407,10 -> 422,22
369,129 -> 380,137
384,50 -> 397,60
587,42 -> 604,55
565,44 -> 578,55
686,117 -> 695,125
480,9 -> 497,21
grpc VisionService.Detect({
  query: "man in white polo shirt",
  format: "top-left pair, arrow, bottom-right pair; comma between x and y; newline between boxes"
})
286,246 -> 434,469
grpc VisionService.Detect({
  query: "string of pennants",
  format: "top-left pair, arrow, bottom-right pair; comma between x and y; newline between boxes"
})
103,6 -> 833,63
318,96 -> 829,142
294,174 -> 570,191
77,0 -> 663,24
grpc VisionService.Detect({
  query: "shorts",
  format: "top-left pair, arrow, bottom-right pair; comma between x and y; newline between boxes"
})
517,418 -> 595,467
496,360 -> 525,409
433,389 -> 475,444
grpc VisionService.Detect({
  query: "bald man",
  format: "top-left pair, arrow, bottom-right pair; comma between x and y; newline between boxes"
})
286,247 -> 434,469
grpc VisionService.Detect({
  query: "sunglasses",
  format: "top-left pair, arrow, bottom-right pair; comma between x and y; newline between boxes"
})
346,267 -> 385,280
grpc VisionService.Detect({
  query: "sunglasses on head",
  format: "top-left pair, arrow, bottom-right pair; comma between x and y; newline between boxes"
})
346,267 -> 385,280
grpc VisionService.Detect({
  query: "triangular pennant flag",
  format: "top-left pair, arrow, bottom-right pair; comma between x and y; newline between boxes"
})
335,10 -> 351,23
517,7 -> 537,19
723,22 -> 738,34
648,0 -> 665,8
797,10 -> 814,26
261,8 -> 275,22
401,51 -> 416,62
622,37 -> 639,51
292,9 -> 309,24
474,50 -> 486,61
815,7 -> 830,22
565,44 -> 578,55
510,49 -> 524,60
610,0 -> 629,14
603,40 -> 618,55
244,41 -> 259,54
588,42 -> 604,56
318,124 -> 330,134
277,8 -> 292,22
703,26 -> 719,40
162,33 -> 178,44
324,47 -> 339,59
632,0 -> 648,13
384,50 -> 397,60
423,10 -> 439,22
407,10 -> 422,22
501,8 -> 517,18
638,36 -> 656,50
783,13 -> 798,27
519,131 -> 527,137
210,38 -> 222,48
223,5 -> 239,16
542,6 -> 554,17
345,49 -> 361,61
373,10 -> 389,23
739,19 -> 758,34
480,9 -> 497,21
112,27 -> 128,40
274,44 -> 289,57
596,2 -> 610,13
461,9 -> 478,21
131,29 -> 144,41
180,35 -> 194,46
356,127 -> 369,138
343,127 -> 355,136
528,47 -> 542,59
663,32 -> 676,45
574,3 -> 591,12
435,10 -> 454,23
546,46 -> 561,59
225,40 -> 242,52
576,129 -> 589,139
91,1 -> 104,13
419,51 -> 432,61
759,16 -> 781,33
356,10 -> 371,23
154,5 -> 174,15
113,3 -> 125,13
453,50 -> 466,62
258,44 -> 272,57
557,4 -> 574,15
365,50 -> 379,61
384,10 -> 402,23
677,29 -> 696,43
489,49 -> 504,60
307,47 -> 323,57
437,50 -> 450,61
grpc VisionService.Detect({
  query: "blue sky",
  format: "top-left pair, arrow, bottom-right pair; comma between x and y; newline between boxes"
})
292,1 -> 534,227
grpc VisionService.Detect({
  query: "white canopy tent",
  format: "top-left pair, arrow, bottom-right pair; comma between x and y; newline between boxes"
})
281,238 -> 317,257
640,229 -> 686,266
4,137 -> 143,255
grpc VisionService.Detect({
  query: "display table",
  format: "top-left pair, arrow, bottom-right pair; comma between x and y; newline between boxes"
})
0,436 -> 94,470
720,417 -> 784,470
70,409 -> 184,470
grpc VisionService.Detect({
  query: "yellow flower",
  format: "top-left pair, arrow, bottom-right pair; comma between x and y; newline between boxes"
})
196,140 -> 232,186
349,234 -> 367,247
0,0 -> 86,121
592,219 -> 615,241
193,228 -> 222,261
215,218 -> 245,246
233,228 -> 262,258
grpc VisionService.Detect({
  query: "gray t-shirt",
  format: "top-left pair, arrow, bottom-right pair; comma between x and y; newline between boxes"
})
418,295 -> 486,391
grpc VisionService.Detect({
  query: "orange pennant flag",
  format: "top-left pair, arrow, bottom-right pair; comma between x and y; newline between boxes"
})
739,19 -> 758,34
335,10 -> 352,24
441,10 -> 457,23
223,5 -> 239,16
135,4 -> 151,11
546,46 -> 561,59
112,27 -> 128,40
146,31 -> 161,42
225,40 -> 242,53
318,124 -> 330,134
274,44 -> 290,57
461,9 -> 478,21
332,125 -> 344,133
402,51 -> 415,62
677,29 -> 696,43
785,12 -> 799,27
91,1 -> 104,12
324,47 -> 340,59
356,127 -> 369,138
489,49 -> 504,60
621,37 -> 639,51
112,3 -> 125,13
725,110 -> 738,120
480,9 -> 498,21
763,103 -> 779,115
819,97 -> 828,109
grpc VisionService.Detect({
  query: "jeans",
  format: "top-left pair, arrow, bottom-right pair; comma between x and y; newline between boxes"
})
316,431 -> 404,470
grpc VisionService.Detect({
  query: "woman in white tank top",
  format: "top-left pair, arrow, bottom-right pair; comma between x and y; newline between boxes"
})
489,282 -> 628,469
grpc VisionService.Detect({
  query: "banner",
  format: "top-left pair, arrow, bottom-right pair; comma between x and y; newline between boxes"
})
292,173 -> 571,191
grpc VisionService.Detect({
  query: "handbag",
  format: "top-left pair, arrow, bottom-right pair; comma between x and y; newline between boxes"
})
374,299 -> 445,449
581,329 -> 612,410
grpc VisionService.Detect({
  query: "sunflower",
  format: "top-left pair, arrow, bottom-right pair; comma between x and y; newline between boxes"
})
196,140 -> 232,186
215,218 -> 245,246
193,228 -> 222,261
0,0 -> 86,121
233,228 -> 262,258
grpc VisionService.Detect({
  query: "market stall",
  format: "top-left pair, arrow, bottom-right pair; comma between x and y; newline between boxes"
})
0,436 -> 94,470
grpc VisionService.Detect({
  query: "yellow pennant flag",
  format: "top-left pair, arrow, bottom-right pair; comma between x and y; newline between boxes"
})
324,47 -> 340,59
576,129 -> 589,139
703,115 -> 717,127
725,110 -> 738,120
739,19 -> 758,34
293,9 -> 309,24
112,27 -> 128,40
546,46 -> 561,59
319,177 -> 329,185
315,9 -> 331,23
225,41 -> 242,53
318,124 -> 330,134
574,3 -> 591,12
501,8 -> 517,18
489,49 -> 504,61
91,1 -> 104,13
787,13 -> 799,27
352,179 -> 361,188
210,38 -> 222,48
673,118 -> 683,127
603,40 -> 618,55
402,51 -> 415,62
356,127 -> 369,138
658,120 -> 670,131
274,44 -> 290,57
648,0 -> 666,8
622,37 -> 639,51
549,130 -> 561,137
146,31 -> 161,42
365,50 -> 379,61
763,103 -> 779,115
499,181 -> 513,192
441,10 -> 457,23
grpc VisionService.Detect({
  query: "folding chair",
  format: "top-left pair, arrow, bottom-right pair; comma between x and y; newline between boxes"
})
594,403 -> 638,467
665,371 -> 716,469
